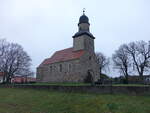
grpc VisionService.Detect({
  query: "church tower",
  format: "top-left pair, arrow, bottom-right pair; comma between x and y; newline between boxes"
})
73,11 -> 95,53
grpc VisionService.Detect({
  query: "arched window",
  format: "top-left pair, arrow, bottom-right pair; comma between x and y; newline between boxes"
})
60,64 -> 62,72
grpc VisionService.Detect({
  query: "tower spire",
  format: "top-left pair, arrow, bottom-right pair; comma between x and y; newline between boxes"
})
83,8 -> 85,15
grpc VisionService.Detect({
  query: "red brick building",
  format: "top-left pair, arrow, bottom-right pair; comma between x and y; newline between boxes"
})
0,72 -> 5,83
11,76 -> 36,83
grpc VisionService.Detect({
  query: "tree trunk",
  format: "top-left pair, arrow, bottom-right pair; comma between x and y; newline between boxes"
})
125,74 -> 129,84
139,72 -> 144,84
6,75 -> 11,84
124,65 -> 129,84
99,68 -> 102,77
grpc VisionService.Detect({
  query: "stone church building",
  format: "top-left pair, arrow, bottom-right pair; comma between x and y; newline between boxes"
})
37,12 -> 100,82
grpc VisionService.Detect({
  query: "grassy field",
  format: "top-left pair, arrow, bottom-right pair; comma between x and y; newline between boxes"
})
0,88 -> 150,113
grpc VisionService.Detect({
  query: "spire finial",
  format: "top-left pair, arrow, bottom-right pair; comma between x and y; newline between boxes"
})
83,8 -> 85,15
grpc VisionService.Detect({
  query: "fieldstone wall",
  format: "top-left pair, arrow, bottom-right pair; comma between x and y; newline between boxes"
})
73,36 -> 85,51
1,85 -> 150,95
37,57 -> 99,83
37,27 -> 99,83
37,45 -> 100,83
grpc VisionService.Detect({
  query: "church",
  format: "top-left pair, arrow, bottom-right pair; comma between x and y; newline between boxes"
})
36,12 -> 100,83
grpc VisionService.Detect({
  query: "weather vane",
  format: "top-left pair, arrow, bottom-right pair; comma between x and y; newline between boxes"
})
83,8 -> 86,14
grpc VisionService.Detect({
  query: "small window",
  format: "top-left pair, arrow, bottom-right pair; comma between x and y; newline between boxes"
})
68,64 -> 71,72
60,64 -> 62,72
50,66 -> 52,72
54,66 -> 56,72
89,56 -> 92,60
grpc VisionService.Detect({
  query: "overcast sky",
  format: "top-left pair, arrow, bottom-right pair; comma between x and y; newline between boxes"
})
0,0 -> 150,76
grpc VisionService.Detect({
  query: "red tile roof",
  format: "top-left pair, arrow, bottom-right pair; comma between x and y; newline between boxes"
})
39,47 -> 84,67
0,72 -> 4,76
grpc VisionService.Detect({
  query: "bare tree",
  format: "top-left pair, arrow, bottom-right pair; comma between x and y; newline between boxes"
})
125,41 -> 150,80
112,44 -> 131,83
0,39 -> 7,57
0,39 -> 9,73
96,52 -> 109,76
0,39 -> 32,83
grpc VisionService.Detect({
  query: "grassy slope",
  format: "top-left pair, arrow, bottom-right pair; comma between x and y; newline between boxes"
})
0,88 -> 150,113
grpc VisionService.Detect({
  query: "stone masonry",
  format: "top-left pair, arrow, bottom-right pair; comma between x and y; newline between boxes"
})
36,12 -> 100,82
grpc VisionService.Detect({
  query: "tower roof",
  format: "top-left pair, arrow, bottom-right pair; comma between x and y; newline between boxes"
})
79,14 -> 89,25
73,31 -> 95,39
73,11 -> 95,39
